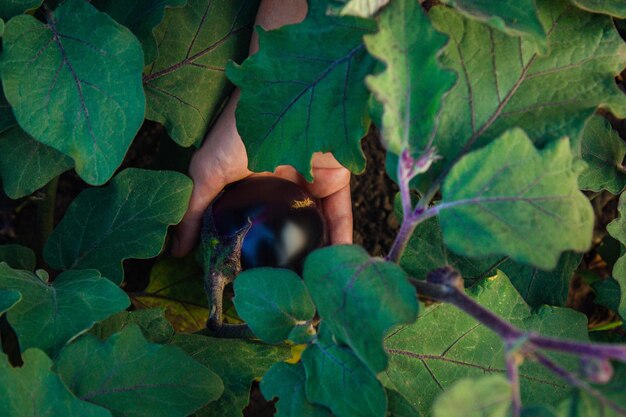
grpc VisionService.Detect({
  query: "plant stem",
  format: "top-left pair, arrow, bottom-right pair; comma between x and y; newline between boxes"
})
533,352 -> 626,416
36,176 -> 59,265
505,348 -> 522,417
530,335 -> 626,362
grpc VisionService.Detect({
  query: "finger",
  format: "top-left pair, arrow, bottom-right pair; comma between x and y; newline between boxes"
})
171,175 -> 227,257
305,166 -> 351,199
322,184 -> 353,245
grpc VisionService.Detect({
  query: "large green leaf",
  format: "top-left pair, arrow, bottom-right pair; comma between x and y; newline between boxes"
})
363,0 -> 455,156
0,349 -> 111,417
44,169 -> 192,285
260,361 -> 331,417
571,0 -> 626,18
91,0 -> 187,64
0,263 -> 129,356
0,89 -> 15,133
304,245 -> 419,373
0,0 -> 145,185
0,126 -> 73,199
144,0 -> 259,147
439,0 -> 546,50
0,244 -> 35,270
432,375 -> 511,417
233,267 -> 315,344
579,115 -> 626,194
302,335 -> 387,417
172,333 -> 291,417
0,0 -> 41,20
399,213 -> 581,307
90,308 -> 175,344
412,0 -> 626,191
55,325 -> 222,417
606,192 -> 626,321
439,129 -> 593,270
382,271 -> 589,416
132,255 -> 208,332
386,389 -> 422,417
227,0 -> 376,180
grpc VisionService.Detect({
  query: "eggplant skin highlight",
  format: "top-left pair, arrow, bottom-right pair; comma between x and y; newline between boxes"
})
207,176 -> 326,273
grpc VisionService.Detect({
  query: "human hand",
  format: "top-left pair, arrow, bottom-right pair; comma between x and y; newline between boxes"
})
170,91 -> 353,257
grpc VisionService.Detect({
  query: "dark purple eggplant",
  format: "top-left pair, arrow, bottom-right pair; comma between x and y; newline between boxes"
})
200,177 -> 325,337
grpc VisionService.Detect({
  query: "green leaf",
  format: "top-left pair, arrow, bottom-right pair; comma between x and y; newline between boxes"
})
432,375 -> 511,417
579,115 -> 626,194
91,0 -> 187,64
363,0 -> 455,156
90,308 -> 175,344
233,267 -> 315,344
0,349 -> 111,417
302,336 -> 387,417
132,255 -> 208,332
144,0 -> 259,147
415,0 -> 626,191
226,1 -> 376,180
55,325 -> 222,417
386,389 -> 422,417
571,0 -> 626,18
44,168 -> 192,285
606,192 -> 626,320
383,271 -> 589,416
331,0 -> 390,18
439,0 -> 546,51
592,277 -> 621,312
439,129 -> 593,270
0,126 -> 73,199
260,361 -> 331,417
0,244 -> 35,270
0,0 -> 42,20
172,333 -> 291,417
304,245 -> 418,373
0,86 -> 15,134
0,0 -> 145,185
0,289 -> 20,315
0,263 -> 129,356
399,211 -> 581,307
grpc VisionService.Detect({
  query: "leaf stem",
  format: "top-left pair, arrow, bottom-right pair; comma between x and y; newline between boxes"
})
505,349 -> 522,417
36,176 -> 59,266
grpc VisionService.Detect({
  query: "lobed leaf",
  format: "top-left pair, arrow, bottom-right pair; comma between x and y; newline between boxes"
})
364,0 -> 456,156
571,0 -> 626,18
172,333 -> 291,417
0,349 -> 111,417
439,0 -> 546,51
0,0 -> 145,185
227,0 -> 376,180
0,288 -> 20,315
90,308 -> 175,345
91,0 -> 187,64
0,0 -> 42,20
144,0 -> 259,147
260,361 -> 331,417
44,168 -> 192,285
55,325 -> 222,417
606,192 -> 626,321
302,334 -> 387,417
304,245 -> 419,373
432,375 -> 512,417
233,267 -> 315,344
439,129 -> 593,270
578,115 -> 626,194
383,271 -> 589,416
0,126 -> 72,199
0,244 -> 35,270
0,263 -> 129,357
408,0 -> 626,192
132,255 -> 208,332
386,389 -> 422,417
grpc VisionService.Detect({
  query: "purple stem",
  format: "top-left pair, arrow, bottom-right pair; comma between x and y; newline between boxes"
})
531,335 -> 626,362
533,352 -> 626,416
505,350 -> 522,417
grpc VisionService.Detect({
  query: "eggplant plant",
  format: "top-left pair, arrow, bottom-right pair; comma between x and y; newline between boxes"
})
0,0 -> 625,416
